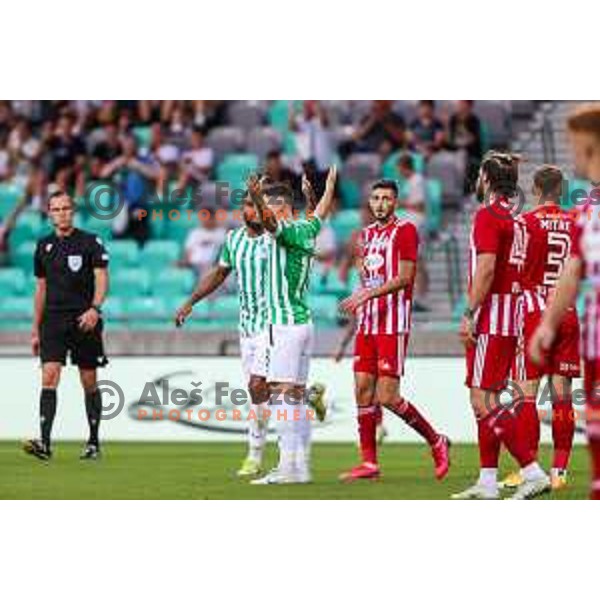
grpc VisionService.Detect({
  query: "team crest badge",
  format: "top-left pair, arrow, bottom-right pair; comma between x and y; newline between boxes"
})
68,255 -> 82,272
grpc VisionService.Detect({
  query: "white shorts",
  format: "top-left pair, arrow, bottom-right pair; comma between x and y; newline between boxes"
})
267,323 -> 314,385
240,331 -> 268,381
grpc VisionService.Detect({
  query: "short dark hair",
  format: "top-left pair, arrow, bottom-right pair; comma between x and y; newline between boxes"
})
397,153 -> 414,172
47,190 -> 73,210
266,149 -> 282,161
371,179 -> 398,197
263,181 -> 294,206
480,151 -> 520,197
533,165 -> 563,197
419,100 -> 435,110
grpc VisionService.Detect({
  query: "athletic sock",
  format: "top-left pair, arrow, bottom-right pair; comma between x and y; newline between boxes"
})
488,404 -> 535,469
520,395 -> 540,460
40,388 -> 57,448
274,398 -> 297,473
357,405 -> 378,465
295,402 -> 312,474
477,413 -> 500,474
477,467 -> 498,489
84,389 -> 102,447
385,396 -> 440,446
374,404 -> 383,427
552,395 -> 575,471
247,405 -> 268,463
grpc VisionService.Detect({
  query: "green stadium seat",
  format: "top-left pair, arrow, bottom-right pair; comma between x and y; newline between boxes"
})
0,296 -> 34,319
267,100 -> 291,132
0,268 -> 26,296
216,154 -> 259,194
110,268 -> 150,297
141,240 -> 180,270
209,294 -> 239,323
339,179 -> 361,208
103,296 -> 126,320
84,217 -> 113,242
0,183 -> 24,218
151,269 -> 196,296
124,297 -> 168,320
10,241 -> 37,273
426,179 -> 443,233
133,126 -> 152,149
564,178 -> 591,209
107,240 -> 140,268
331,209 -> 361,245
164,216 -> 199,243
310,294 -> 339,324
381,151 -> 425,179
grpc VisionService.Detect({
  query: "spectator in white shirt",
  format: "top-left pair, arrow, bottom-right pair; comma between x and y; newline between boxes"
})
397,153 -> 429,310
181,211 -> 227,275
178,127 -> 214,189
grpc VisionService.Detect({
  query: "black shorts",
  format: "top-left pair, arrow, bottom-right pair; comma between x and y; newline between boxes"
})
40,312 -> 108,369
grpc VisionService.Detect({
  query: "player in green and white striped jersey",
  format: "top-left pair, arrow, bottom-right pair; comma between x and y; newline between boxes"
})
174,194 -> 272,476
248,166 -> 337,484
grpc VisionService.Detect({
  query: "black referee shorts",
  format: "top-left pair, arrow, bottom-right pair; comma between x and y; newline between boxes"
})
40,312 -> 108,369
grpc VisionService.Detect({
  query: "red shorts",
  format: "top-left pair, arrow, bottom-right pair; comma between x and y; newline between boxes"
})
354,333 -> 409,379
465,334 -> 517,391
514,308 -> 580,381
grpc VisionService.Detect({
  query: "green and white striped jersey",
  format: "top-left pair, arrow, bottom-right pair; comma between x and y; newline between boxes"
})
219,226 -> 269,337
266,216 -> 322,325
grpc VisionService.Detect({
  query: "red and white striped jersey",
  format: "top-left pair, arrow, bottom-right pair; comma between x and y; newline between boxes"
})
357,216 -> 418,334
469,199 -> 521,337
515,204 -> 577,315
571,197 -> 600,359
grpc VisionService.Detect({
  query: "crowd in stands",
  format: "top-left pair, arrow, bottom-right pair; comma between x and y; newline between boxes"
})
0,100 -> 511,325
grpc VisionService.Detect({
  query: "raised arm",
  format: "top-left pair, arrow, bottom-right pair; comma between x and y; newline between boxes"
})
313,165 -> 337,221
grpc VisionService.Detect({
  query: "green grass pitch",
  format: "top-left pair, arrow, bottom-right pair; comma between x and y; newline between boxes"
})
0,441 -> 590,499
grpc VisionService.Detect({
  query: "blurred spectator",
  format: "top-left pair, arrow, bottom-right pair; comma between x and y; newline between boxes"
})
289,101 -> 334,196
340,100 -> 406,158
177,127 -> 213,189
91,122 -> 122,178
263,150 -> 301,202
397,154 -> 429,309
45,114 -> 86,196
314,220 -> 337,275
0,132 -> 12,181
100,134 -> 159,243
408,101 -> 445,158
447,100 -> 482,191
181,212 -> 227,275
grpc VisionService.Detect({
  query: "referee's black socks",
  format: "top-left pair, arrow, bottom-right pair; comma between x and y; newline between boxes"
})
85,389 -> 102,447
40,388 -> 57,449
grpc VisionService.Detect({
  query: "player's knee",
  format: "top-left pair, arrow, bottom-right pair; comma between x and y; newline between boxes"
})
42,364 -> 61,388
248,376 -> 268,404
377,391 -> 397,407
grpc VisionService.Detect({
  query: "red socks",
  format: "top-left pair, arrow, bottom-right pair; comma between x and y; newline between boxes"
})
477,413 -> 500,468
552,396 -> 575,471
357,405 -> 378,465
520,396 -> 540,460
487,405 -> 535,468
386,397 -> 440,446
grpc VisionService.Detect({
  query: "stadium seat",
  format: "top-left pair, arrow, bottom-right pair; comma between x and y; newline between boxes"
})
151,269 -> 196,296
141,240 -> 180,270
564,178 -> 591,209
381,151 -> 425,179
339,179 -> 361,209
107,240 -> 140,268
164,215 -> 198,244
84,217 -> 113,241
216,153 -> 259,192
0,296 -> 34,319
267,100 -> 291,132
132,126 -> 152,149
227,101 -> 266,131
343,153 -> 381,189
0,182 -> 24,218
206,126 -> 245,162
210,294 -> 240,322
10,241 -> 37,272
475,101 -> 510,147
426,152 -> 463,203
246,127 -> 282,160
310,294 -> 339,325
103,296 -> 126,320
331,209 -> 361,245
9,212 -> 44,248
426,179 -> 443,233
0,268 -> 26,296
110,268 -> 150,297
124,296 -> 168,320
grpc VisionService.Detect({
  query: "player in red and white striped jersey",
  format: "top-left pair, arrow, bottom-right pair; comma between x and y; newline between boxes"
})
339,179 -> 450,482
530,104 -> 600,499
453,151 -> 551,500
505,166 -> 581,491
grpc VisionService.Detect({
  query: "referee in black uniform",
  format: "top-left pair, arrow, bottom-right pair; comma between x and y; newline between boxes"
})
24,191 -> 109,460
